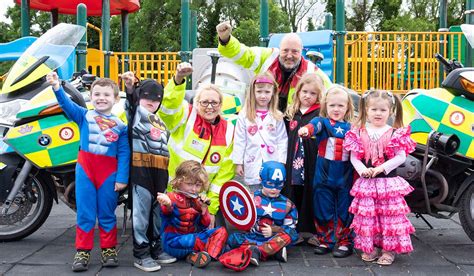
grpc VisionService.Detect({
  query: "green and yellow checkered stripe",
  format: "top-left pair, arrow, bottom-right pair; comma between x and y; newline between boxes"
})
408,89 -> 473,159
5,114 -> 80,168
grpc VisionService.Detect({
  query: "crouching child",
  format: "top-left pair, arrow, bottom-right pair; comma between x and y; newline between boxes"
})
157,160 -> 228,268
220,161 -> 298,271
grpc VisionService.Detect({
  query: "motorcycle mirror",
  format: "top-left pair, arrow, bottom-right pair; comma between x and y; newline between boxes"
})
461,24 -> 474,48
428,131 -> 460,156
307,51 -> 324,64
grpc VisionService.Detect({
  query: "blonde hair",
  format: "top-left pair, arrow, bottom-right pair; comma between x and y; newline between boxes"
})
319,85 -> 354,122
243,72 -> 282,122
356,89 -> 404,128
169,160 -> 209,192
284,72 -> 324,120
193,83 -> 224,109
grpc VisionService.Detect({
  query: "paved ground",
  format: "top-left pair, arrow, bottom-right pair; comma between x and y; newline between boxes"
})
1,201 -> 473,275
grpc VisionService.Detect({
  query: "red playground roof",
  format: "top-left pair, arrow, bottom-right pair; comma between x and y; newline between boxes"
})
15,0 -> 140,16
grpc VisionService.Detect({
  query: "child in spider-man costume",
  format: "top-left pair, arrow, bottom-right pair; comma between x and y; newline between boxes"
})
156,160 -> 228,268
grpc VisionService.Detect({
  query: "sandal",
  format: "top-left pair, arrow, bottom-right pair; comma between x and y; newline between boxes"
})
377,251 -> 395,266
361,247 -> 380,262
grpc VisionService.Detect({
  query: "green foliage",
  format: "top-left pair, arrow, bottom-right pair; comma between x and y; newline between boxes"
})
0,0 -> 467,55
126,0 -> 181,51
373,0 -> 402,31
195,0 -> 289,48
382,14 -> 436,31
306,17 -> 315,31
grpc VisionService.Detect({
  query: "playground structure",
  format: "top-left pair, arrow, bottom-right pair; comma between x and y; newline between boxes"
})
1,0 -> 473,94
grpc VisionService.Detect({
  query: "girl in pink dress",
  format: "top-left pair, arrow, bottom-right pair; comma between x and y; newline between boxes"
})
343,90 -> 416,265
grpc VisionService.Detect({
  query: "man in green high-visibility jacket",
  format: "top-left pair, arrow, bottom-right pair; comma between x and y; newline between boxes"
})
216,21 -> 332,112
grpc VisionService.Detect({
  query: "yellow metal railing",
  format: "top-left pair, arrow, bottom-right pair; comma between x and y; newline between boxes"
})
337,31 -> 465,94
85,31 -> 465,94
86,51 -> 180,89
114,52 -> 181,86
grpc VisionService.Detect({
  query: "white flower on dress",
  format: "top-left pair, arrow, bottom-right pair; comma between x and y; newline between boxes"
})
293,157 -> 304,170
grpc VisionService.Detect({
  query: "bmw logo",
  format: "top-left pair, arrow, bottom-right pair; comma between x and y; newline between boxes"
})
38,134 -> 52,147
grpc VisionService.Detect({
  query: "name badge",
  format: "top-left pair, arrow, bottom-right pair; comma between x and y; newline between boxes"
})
191,139 -> 205,152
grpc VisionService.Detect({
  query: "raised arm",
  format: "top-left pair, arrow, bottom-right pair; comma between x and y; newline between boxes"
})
158,63 -> 193,133
216,21 -> 274,74
47,72 -> 87,124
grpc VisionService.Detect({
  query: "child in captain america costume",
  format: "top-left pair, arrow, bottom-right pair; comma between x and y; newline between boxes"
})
156,160 -> 228,268
47,72 -> 130,272
225,161 -> 298,267
298,85 -> 355,258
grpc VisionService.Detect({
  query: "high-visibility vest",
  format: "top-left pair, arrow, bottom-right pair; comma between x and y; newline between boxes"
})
159,80 -> 235,215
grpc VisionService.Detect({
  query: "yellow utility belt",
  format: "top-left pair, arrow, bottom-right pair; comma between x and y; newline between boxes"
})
132,152 -> 169,170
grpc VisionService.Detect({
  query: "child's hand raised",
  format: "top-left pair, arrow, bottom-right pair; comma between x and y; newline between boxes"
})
156,192 -> 171,207
46,72 -> 60,91
174,62 -> 193,85
120,71 -> 138,91
261,223 -> 273,238
298,127 -> 309,138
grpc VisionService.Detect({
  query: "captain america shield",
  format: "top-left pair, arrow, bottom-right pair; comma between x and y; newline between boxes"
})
219,180 -> 256,231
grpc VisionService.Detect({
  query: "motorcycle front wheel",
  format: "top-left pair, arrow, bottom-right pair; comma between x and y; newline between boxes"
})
459,183 -> 474,241
0,171 -> 54,241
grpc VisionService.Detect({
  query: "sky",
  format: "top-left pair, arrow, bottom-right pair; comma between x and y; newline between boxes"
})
1,0 -> 14,23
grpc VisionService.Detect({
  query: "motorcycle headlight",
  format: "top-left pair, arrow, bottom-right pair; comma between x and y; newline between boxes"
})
0,99 -> 28,126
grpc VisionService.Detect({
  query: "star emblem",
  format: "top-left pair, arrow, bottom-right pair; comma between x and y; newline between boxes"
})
334,126 -> 344,134
231,197 -> 244,215
261,203 -> 276,216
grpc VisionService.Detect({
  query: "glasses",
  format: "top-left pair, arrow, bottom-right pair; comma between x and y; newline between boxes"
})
198,100 -> 221,107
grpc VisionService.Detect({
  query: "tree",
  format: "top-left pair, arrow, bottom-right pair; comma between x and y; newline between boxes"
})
381,0 -> 465,32
346,0 -> 376,31
307,17 -> 315,31
278,0 -> 320,32
195,0 -> 290,48
373,0 -> 402,31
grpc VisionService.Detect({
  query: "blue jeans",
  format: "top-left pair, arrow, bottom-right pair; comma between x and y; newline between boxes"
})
132,184 -> 161,258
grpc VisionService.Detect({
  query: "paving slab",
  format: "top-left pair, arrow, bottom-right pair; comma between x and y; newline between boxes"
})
4,264 -> 101,276
0,264 -> 13,274
1,201 -> 473,275
371,265 -> 468,276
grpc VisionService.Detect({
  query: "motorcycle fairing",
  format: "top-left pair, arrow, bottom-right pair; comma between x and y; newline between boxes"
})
16,86 -> 61,119
4,114 -> 80,168
1,55 -> 52,95
403,88 -> 474,159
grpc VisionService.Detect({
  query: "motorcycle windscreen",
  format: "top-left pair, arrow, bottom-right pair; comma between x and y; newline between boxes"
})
1,23 -> 85,95
461,24 -> 474,49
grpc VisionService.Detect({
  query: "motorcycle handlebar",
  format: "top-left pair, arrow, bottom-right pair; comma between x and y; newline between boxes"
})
435,53 -> 451,68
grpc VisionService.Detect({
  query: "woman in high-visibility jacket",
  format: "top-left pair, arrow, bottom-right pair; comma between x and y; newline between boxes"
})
159,62 -> 235,227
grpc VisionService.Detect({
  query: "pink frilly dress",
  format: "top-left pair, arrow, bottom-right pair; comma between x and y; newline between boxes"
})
343,126 -> 417,254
